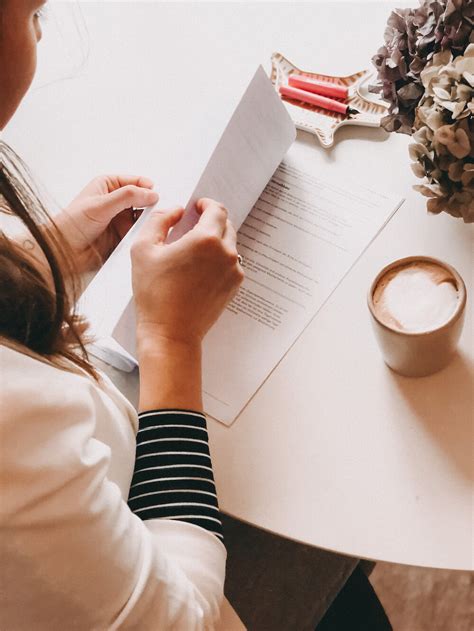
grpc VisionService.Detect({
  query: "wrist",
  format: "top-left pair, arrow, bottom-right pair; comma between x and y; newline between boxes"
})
136,323 -> 202,360
136,323 -> 203,413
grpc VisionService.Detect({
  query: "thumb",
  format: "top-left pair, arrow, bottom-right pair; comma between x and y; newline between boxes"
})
142,206 -> 185,244
97,185 -> 159,221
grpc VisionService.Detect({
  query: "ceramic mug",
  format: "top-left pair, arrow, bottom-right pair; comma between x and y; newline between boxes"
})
367,255 -> 467,377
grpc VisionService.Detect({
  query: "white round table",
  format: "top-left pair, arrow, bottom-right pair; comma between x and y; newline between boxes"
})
5,1 -> 472,571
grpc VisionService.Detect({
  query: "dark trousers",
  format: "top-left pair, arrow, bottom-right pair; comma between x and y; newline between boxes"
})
316,566 -> 392,631
223,514 -> 392,630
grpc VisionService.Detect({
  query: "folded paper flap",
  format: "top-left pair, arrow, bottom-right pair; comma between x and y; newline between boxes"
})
167,65 -> 296,243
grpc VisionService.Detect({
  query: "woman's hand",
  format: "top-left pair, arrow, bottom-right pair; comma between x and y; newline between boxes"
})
55,175 -> 159,274
131,199 -> 244,412
132,198 -> 244,347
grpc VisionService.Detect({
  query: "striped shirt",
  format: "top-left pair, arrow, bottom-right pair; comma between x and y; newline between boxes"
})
127,409 -> 223,541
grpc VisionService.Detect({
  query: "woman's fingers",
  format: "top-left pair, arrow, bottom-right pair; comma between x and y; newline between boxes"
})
222,219 -> 238,250
97,185 -> 159,222
107,175 -> 155,191
80,175 -> 155,197
223,220 -> 243,280
138,207 -> 185,245
195,198 -> 228,237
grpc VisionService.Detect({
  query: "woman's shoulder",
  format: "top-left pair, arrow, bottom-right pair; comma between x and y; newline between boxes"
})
0,341 -> 135,431
1,341 -> 97,406
0,339 -> 138,445
1,341 -> 101,434
1,341 -> 134,409
2,339 -> 84,374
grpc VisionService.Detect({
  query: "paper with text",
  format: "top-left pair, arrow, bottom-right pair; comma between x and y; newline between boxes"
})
167,65 -> 297,242
198,159 -> 403,424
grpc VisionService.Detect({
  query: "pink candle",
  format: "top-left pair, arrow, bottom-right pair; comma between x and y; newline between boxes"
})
288,74 -> 348,100
279,84 -> 355,115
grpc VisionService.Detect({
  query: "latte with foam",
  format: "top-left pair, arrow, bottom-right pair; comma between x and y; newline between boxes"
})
372,260 -> 460,333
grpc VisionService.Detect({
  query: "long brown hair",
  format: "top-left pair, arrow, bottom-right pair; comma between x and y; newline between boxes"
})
0,141 -> 97,378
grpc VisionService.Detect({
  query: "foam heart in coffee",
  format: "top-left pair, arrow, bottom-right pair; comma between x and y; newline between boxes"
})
372,261 -> 459,333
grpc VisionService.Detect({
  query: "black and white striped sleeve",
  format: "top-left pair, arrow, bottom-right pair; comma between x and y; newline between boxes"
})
127,409 -> 223,541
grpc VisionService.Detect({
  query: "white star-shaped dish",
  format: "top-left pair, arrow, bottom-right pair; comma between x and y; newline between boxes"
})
271,52 -> 389,148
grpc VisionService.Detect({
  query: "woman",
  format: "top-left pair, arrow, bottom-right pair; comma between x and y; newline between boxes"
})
1,2 -> 393,630
1,1 -> 244,629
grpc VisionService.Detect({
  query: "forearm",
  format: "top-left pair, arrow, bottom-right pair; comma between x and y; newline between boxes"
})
136,327 -> 203,413
131,327 -> 223,541
127,408 -> 223,540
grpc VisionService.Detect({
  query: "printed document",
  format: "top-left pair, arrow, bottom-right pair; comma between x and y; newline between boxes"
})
195,159 -> 402,424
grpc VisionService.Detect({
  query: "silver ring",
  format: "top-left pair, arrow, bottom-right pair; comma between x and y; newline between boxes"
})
237,254 -> 243,265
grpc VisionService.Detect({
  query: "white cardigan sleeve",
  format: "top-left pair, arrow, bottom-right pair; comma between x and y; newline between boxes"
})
0,350 -> 227,630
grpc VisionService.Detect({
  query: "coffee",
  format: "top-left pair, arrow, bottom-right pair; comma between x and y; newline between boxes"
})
368,256 -> 466,377
372,260 -> 460,333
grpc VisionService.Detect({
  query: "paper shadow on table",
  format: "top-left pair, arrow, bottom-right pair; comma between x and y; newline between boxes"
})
392,351 -> 474,482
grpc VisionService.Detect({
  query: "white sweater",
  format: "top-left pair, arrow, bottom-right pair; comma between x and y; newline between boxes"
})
0,344 -> 244,630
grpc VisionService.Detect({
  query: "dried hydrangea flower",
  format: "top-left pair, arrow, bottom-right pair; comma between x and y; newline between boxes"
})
434,124 -> 457,143
371,0 -> 474,134
409,44 -> 474,221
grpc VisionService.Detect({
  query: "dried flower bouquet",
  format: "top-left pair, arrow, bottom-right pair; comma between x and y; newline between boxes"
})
371,0 -> 473,221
